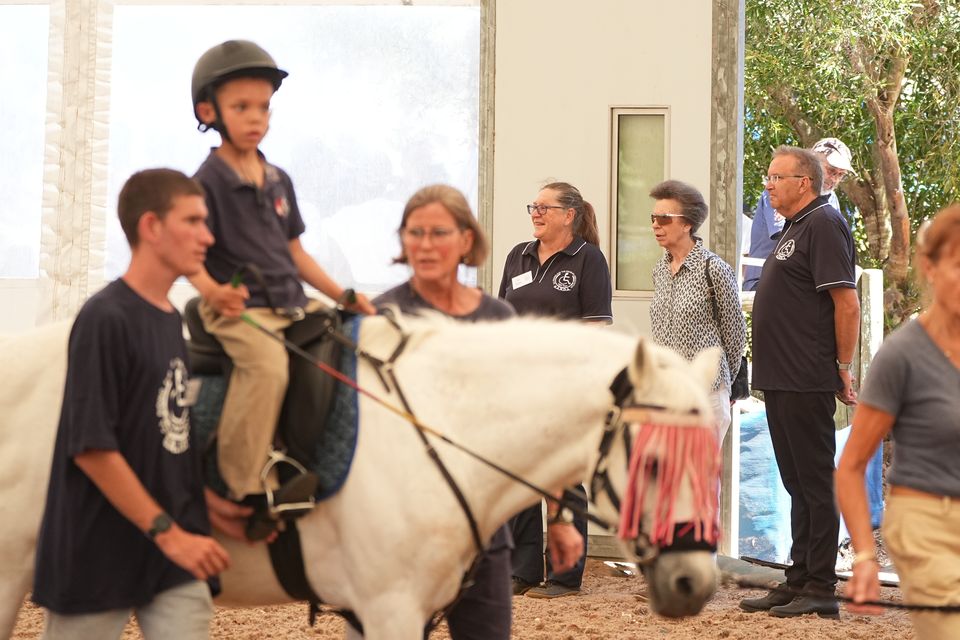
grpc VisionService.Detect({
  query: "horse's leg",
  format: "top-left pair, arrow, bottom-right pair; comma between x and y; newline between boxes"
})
352,597 -> 427,640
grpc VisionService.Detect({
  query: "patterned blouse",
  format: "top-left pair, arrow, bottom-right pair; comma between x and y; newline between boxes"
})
650,237 -> 747,392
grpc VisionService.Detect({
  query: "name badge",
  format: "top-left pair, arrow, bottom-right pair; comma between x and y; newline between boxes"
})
183,379 -> 202,407
511,271 -> 533,290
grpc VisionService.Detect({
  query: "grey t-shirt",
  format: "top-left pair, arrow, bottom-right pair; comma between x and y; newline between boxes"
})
373,280 -> 514,322
860,319 -> 960,496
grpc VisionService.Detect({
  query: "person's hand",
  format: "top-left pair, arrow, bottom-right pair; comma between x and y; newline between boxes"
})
154,524 -> 231,580
837,369 -> 858,406
209,282 -> 249,318
203,488 -> 269,544
347,292 -> 376,315
844,558 -> 883,615
546,522 -> 584,574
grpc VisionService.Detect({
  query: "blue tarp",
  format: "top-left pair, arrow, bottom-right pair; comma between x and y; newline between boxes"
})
738,407 -> 884,563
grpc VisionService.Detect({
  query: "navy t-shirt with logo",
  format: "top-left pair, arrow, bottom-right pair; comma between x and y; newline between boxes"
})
497,237 -> 613,322
751,196 -> 857,392
33,280 -> 212,614
194,150 -> 308,309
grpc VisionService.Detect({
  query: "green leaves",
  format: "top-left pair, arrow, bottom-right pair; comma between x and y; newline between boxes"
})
745,0 -> 960,326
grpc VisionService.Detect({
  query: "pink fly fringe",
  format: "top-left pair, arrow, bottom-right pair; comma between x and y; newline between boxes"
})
617,421 -> 720,547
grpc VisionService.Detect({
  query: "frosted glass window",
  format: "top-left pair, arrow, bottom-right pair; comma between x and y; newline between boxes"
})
106,4 -> 481,294
0,5 -> 49,279
613,111 -> 667,292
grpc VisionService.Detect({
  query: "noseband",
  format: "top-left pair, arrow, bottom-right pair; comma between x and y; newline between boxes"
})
590,368 -> 719,565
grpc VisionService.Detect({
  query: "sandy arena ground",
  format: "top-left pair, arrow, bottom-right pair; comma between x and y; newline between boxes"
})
12,559 -> 915,639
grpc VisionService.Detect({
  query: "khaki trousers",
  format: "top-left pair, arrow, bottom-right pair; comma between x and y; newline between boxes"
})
199,299 -> 325,499
883,492 -> 960,640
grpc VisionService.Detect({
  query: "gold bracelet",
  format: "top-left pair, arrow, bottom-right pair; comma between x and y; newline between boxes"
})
852,549 -> 877,566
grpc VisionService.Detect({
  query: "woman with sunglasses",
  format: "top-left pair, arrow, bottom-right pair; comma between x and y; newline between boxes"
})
498,181 -> 612,599
649,179 -> 746,445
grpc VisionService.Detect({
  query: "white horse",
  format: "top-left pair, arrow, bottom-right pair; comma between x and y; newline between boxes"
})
0,314 -> 721,639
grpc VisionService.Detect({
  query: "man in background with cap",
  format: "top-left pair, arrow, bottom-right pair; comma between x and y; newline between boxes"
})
743,138 -> 854,291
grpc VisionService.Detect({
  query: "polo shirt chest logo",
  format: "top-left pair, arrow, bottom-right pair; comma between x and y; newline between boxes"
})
553,270 -> 577,292
775,239 -> 796,261
156,357 -> 192,455
274,195 -> 290,218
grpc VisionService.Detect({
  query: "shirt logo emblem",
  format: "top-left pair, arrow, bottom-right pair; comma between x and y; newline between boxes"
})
553,270 -> 577,292
775,239 -> 795,261
156,358 -> 191,455
274,196 -> 290,218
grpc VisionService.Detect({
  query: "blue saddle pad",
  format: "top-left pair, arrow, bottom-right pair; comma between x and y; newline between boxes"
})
191,317 -> 360,501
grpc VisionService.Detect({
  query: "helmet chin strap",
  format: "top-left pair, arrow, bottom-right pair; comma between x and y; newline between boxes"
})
198,86 -> 233,146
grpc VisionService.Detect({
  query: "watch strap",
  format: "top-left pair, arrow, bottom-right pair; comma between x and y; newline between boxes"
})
147,512 -> 173,539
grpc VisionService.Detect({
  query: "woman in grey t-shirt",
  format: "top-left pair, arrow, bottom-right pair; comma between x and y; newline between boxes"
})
374,184 -> 584,640
837,205 -> 960,639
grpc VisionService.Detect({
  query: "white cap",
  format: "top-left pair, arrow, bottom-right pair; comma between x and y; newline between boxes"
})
812,137 -> 853,172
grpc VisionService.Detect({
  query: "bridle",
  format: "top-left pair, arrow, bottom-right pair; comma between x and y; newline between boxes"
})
589,368 -> 719,566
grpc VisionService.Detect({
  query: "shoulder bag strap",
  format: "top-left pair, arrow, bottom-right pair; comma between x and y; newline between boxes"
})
704,255 -> 720,326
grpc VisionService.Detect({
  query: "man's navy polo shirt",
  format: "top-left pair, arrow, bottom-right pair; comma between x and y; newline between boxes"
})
752,196 -> 857,392
194,150 -> 308,309
498,237 -> 612,322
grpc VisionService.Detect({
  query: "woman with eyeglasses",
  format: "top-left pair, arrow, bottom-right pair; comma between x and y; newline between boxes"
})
375,184 -> 512,322
649,179 -> 746,445
498,181 -> 612,600
373,184 -> 582,640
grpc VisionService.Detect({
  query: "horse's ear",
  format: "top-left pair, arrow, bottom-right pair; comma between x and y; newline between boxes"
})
692,346 -> 722,390
628,338 -> 654,391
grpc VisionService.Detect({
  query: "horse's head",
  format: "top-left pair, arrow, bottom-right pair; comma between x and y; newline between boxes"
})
591,339 -> 722,618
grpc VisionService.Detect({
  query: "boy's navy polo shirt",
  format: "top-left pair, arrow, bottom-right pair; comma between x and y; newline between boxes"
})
194,150 -> 308,309
752,196 -> 857,392
498,237 -> 613,322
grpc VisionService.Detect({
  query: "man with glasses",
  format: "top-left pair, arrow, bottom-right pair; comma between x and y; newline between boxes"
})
740,146 -> 860,619
743,137 -> 853,291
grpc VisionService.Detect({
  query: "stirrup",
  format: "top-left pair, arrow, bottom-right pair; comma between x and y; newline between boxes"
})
260,450 -> 318,519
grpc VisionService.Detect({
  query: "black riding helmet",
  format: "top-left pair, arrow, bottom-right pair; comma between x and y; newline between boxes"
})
191,40 -> 288,137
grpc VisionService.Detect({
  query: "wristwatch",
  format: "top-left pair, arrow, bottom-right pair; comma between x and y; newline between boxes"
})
147,512 -> 173,539
547,508 -> 574,526
836,360 -> 852,371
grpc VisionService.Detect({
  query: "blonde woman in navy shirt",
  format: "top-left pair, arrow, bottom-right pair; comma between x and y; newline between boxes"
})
499,182 -> 612,599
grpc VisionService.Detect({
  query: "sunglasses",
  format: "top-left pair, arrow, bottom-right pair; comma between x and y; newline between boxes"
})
651,213 -> 686,225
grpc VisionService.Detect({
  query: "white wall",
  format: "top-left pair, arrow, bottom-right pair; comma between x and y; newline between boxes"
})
0,1 -> 716,336
491,0 -> 714,333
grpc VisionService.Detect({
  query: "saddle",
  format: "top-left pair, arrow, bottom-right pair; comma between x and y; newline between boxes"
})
183,297 -> 345,504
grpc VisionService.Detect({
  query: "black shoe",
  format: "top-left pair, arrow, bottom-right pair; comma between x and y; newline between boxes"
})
512,577 -> 537,596
239,494 -> 277,542
525,581 -> 580,599
270,471 -> 320,518
769,595 -> 840,619
739,583 -> 795,612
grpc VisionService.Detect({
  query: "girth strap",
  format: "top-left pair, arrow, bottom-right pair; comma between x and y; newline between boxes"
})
267,522 -> 364,633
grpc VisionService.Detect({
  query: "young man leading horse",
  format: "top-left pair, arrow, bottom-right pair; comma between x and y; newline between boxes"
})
32,169 -> 249,640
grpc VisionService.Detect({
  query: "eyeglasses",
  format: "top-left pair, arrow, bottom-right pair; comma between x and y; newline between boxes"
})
402,227 -> 458,242
650,213 -> 686,225
527,204 -> 567,216
763,174 -> 809,184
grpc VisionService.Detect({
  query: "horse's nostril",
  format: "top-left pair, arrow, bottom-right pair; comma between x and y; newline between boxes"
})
675,575 -> 694,596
